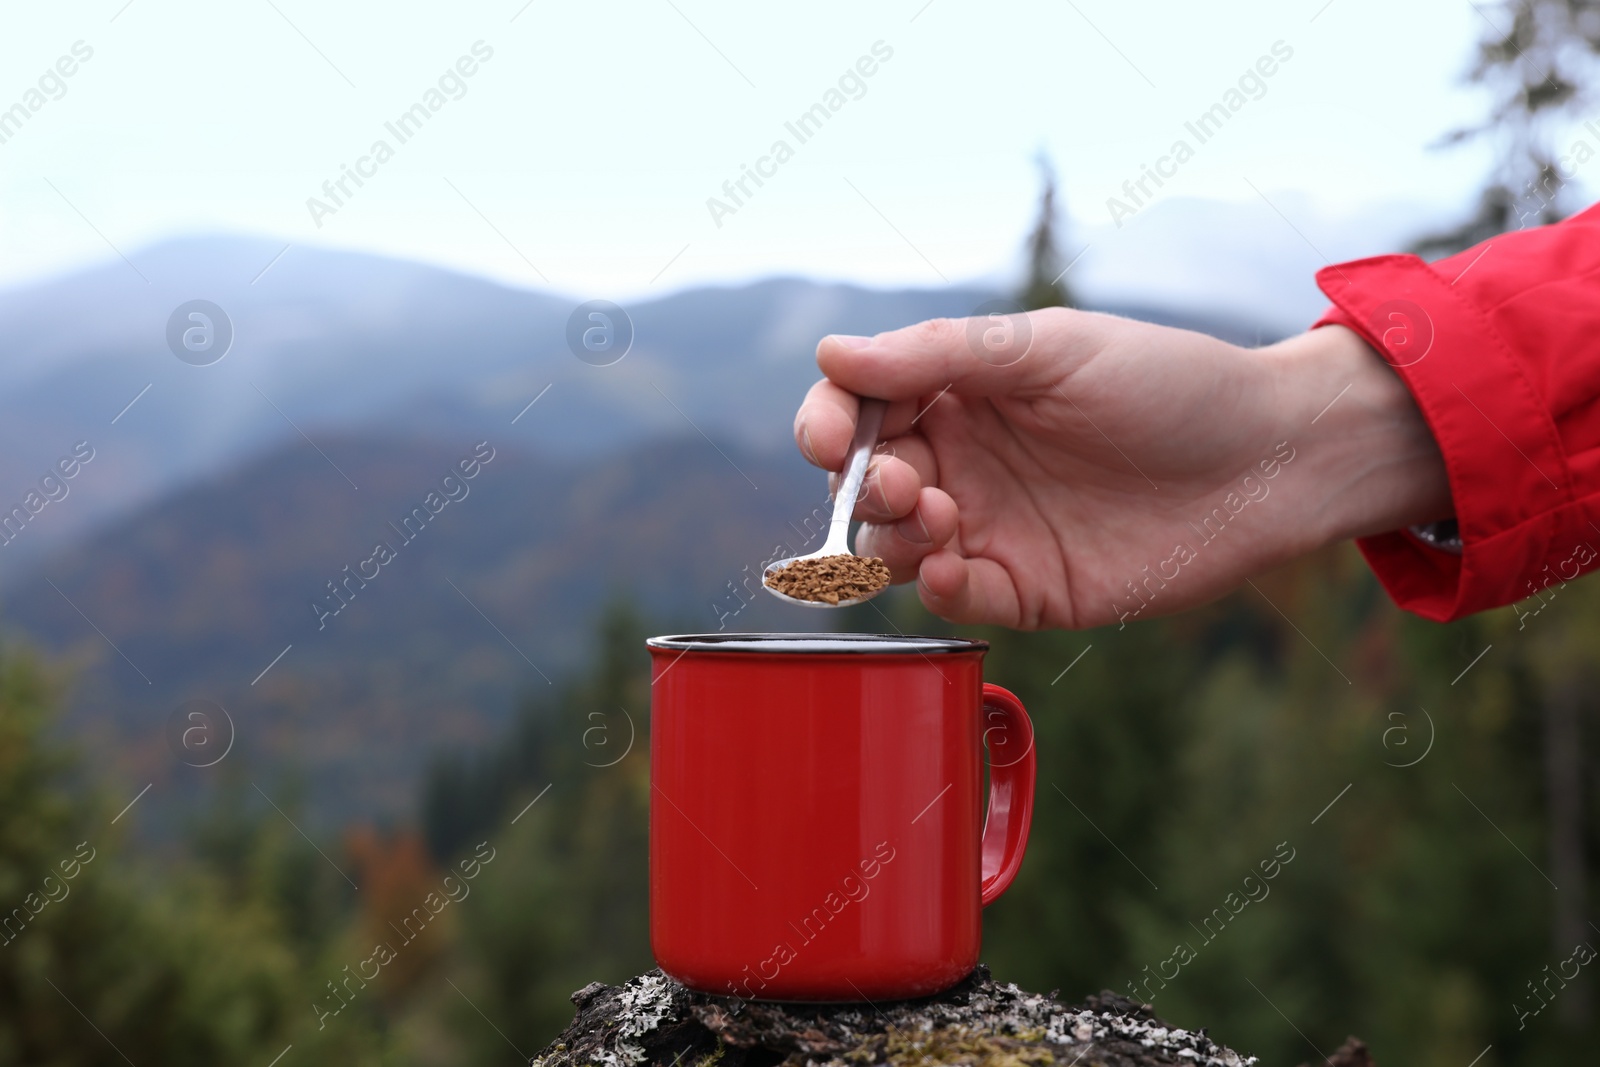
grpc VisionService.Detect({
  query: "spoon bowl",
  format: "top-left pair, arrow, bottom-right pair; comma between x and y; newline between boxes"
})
763,397 -> 888,609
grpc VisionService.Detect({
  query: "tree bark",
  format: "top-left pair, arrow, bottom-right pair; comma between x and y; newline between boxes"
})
532,966 -> 1367,1067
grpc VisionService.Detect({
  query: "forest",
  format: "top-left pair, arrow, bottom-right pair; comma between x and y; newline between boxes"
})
4,556 -> 1599,1064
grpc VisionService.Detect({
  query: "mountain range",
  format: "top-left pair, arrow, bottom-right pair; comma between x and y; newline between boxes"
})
0,235 -> 1278,830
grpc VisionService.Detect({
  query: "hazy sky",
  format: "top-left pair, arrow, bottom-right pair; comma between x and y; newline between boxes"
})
0,0 -> 1547,299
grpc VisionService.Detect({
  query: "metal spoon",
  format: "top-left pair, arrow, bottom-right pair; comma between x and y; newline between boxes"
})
763,397 -> 888,608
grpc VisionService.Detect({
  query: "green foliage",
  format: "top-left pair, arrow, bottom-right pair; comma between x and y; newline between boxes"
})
966,549 -> 1600,1066
417,559 -> 1600,1065
0,641 -> 389,1066
10,553 -> 1600,1066
436,601 -> 655,1055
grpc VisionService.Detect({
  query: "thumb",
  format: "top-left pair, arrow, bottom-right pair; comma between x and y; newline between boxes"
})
817,309 -> 1086,400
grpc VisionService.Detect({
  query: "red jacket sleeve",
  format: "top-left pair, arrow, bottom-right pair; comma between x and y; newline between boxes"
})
1312,202 -> 1600,622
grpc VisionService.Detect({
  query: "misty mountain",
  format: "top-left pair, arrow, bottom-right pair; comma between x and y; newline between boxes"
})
0,234 -> 1279,570
1,431 -> 836,830
0,236 -> 1001,567
0,232 -> 1290,829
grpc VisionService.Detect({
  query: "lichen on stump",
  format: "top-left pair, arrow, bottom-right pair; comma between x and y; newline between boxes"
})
531,966 -> 1265,1067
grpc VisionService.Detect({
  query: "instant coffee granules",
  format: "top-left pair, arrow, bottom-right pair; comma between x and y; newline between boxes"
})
764,554 -> 892,605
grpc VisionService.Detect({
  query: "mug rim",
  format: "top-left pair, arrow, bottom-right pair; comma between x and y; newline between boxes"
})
647,632 -> 987,655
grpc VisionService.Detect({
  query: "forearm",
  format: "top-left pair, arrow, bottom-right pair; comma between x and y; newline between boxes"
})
1264,324 -> 1453,557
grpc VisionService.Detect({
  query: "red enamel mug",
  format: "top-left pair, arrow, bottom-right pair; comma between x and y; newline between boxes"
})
647,633 -> 1036,1001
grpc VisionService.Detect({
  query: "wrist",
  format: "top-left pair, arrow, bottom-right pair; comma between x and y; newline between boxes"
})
1262,324 -> 1453,555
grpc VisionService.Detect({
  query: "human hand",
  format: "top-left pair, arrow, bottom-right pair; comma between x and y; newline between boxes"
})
794,311 -> 1451,629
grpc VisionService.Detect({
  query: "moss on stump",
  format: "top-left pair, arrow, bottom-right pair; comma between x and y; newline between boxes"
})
531,966 -> 1296,1067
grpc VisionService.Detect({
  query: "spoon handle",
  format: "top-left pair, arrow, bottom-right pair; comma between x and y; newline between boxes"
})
826,397 -> 887,554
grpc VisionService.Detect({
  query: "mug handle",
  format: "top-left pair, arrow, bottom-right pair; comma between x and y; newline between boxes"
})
979,683 -> 1036,906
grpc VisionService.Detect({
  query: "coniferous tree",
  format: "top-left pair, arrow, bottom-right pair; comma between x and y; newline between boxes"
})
1413,0 -> 1600,255
1018,154 -> 1079,311
1409,11 -> 1600,1037
0,641 -> 388,1065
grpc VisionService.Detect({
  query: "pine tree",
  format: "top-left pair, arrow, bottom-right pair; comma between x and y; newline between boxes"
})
441,602 -> 654,1054
0,641 -> 388,1064
1412,0 -> 1600,255
1018,154 -> 1078,311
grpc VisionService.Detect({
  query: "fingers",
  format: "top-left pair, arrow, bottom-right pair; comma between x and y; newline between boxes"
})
796,381 -> 931,473
795,378 -> 856,470
915,550 -> 1022,626
855,486 -> 959,581
798,309 -> 1087,474
830,435 -> 939,522
816,308 -> 1092,402
831,454 -> 916,522
876,433 -> 939,490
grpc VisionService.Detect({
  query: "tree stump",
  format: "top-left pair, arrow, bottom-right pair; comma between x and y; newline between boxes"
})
532,966 -> 1290,1067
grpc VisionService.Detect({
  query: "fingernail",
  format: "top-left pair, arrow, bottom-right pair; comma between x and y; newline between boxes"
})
800,426 -> 819,465
827,334 -> 873,350
897,512 -> 932,544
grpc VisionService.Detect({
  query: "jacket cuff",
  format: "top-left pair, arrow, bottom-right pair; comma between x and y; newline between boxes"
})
1312,254 -> 1574,621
